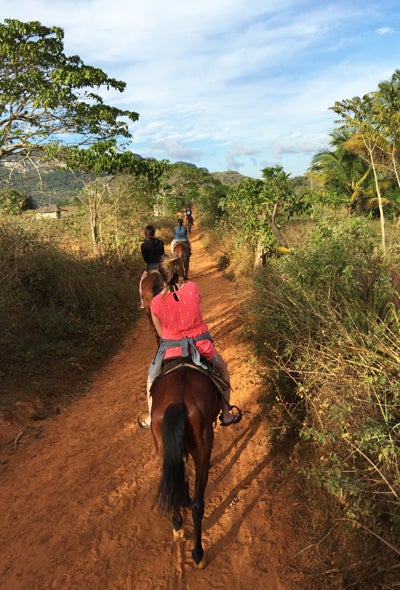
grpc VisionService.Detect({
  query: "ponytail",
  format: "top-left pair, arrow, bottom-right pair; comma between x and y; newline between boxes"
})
159,255 -> 180,295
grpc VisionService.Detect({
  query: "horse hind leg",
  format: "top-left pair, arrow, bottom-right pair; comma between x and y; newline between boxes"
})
191,492 -> 205,565
182,477 -> 191,508
191,465 -> 208,565
172,509 -> 185,540
183,254 -> 189,281
173,465 -> 191,540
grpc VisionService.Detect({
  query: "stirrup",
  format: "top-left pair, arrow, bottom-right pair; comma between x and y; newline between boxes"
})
228,404 -> 243,421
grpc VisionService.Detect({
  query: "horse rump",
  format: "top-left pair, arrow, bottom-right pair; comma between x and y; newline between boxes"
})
174,241 -> 190,280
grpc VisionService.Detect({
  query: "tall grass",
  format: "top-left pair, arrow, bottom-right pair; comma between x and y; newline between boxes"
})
250,217 -> 400,587
0,217 -> 143,415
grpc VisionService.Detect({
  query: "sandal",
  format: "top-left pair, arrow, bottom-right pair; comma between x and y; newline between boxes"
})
137,416 -> 151,429
219,414 -> 242,427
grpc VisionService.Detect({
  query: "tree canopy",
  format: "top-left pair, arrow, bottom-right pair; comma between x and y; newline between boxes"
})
0,19 -> 139,163
219,166 -> 295,265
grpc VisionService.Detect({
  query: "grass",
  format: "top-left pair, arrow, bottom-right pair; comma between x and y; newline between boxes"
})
245,215 -> 400,588
0,214 -> 148,419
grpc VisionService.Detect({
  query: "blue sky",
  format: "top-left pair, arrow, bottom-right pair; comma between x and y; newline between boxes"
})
1,0 -> 400,178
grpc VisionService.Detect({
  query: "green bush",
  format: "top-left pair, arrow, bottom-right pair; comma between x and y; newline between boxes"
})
0,219 -> 141,411
250,217 -> 400,586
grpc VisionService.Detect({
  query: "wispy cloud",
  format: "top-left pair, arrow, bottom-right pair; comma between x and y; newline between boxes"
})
376,27 -> 393,35
1,0 -> 399,177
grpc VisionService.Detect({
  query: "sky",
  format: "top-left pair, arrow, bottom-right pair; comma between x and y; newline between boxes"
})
1,1 -> 400,179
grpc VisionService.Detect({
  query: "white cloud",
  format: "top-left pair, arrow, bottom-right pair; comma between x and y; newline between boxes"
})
1,0 -> 399,177
376,27 -> 393,35
149,137 -> 204,162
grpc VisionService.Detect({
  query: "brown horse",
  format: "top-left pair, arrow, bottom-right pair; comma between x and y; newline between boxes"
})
141,270 -> 164,343
150,365 -> 221,566
174,240 -> 190,280
184,212 -> 194,234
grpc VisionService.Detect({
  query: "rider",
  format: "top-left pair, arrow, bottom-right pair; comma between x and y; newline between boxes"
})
139,225 -> 165,309
170,218 -> 191,254
184,206 -> 194,227
139,255 -> 240,429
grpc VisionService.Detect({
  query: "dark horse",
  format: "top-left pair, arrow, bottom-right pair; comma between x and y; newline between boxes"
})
184,212 -> 194,234
141,270 -> 164,343
150,365 -> 221,566
174,240 -> 190,281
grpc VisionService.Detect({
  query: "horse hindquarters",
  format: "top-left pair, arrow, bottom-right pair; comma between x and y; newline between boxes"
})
174,242 -> 190,280
151,370 -> 219,566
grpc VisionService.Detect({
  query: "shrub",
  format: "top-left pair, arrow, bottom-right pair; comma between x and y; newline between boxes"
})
0,219 -> 141,412
250,218 -> 400,586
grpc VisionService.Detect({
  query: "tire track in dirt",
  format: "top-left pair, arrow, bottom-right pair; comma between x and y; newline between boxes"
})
0,228 -> 306,590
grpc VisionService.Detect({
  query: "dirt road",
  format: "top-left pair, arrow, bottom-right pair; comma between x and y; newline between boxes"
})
0,229 -> 306,590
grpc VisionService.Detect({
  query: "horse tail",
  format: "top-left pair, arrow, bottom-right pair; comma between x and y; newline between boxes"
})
177,256 -> 186,280
157,402 -> 187,513
175,244 -> 189,280
181,243 -> 190,279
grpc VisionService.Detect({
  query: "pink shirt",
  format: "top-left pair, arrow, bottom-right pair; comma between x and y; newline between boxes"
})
150,281 -> 216,361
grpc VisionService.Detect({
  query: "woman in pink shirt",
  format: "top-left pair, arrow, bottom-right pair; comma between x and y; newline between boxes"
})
139,256 -> 240,429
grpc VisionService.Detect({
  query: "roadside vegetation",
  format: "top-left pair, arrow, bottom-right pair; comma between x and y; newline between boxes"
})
1,17 -> 399,588
199,72 -> 400,586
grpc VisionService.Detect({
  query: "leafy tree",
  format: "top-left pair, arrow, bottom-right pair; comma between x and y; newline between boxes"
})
375,70 -> 400,190
50,141 -> 167,255
330,94 -> 388,250
196,176 -> 227,225
106,173 -> 160,254
157,164 -> 209,215
310,129 -> 372,211
0,187 -> 35,214
220,165 -> 295,266
0,19 -> 139,164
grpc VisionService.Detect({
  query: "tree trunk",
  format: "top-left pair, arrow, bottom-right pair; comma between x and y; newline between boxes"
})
368,146 -> 386,252
265,211 -> 290,249
254,239 -> 266,268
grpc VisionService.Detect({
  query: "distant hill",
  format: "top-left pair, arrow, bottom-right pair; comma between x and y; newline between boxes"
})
0,155 -> 251,207
211,170 -> 249,186
0,162 -> 83,207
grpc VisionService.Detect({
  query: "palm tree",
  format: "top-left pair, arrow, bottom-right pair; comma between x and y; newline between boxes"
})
310,129 -> 372,210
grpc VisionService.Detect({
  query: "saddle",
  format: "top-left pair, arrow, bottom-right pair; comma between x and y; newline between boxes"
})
152,356 -> 229,397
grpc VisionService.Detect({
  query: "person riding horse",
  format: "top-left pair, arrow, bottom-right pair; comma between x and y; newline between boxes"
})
184,208 -> 194,231
170,218 -> 191,254
139,255 -> 241,429
139,225 -> 164,309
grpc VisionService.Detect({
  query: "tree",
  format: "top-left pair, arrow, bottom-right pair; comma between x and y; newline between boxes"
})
0,187 -> 35,214
51,141 -> 167,255
330,94 -> 388,251
375,70 -> 400,190
220,165 -> 295,267
0,19 -> 139,164
157,163 -> 208,215
310,129 -> 372,211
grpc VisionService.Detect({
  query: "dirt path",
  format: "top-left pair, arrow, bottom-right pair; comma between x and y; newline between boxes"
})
0,229 -> 306,590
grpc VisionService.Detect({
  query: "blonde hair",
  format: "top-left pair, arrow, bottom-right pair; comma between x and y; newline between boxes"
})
159,255 -> 180,293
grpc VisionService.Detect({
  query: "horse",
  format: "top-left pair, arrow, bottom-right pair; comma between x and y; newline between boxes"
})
141,270 -> 164,343
184,212 -> 194,234
150,364 -> 221,566
174,240 -> 190,280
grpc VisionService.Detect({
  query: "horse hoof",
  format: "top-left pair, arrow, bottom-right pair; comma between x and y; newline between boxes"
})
192,552 -> 206,568
196,556 -> 207,569
173,528 -> 185,541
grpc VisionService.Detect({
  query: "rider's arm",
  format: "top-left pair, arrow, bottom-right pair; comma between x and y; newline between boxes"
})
151,313 -> 163,338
